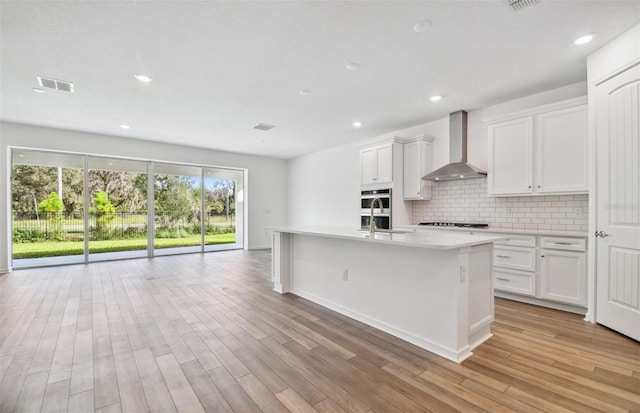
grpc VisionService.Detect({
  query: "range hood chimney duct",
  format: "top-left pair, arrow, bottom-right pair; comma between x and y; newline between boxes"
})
422,110 -> 487,181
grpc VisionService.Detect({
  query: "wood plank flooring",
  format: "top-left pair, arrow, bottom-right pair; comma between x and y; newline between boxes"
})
1,250 -> 638,413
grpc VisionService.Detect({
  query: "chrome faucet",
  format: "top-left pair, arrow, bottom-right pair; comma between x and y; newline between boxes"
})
369,198 -> 384,233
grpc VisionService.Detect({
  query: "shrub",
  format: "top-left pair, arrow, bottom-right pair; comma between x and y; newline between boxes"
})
12,228 -> 46,243
205,225 -> 235,235
122,225 -> 147,239
155,228 -> 172,239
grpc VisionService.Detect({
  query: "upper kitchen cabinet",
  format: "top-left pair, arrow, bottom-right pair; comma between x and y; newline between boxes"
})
487,117 -> 533,196
403,136 -> 434,200
487,97 -> 588,197
360,142 -> 393,185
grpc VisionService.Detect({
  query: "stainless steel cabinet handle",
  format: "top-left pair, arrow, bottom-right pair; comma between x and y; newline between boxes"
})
496,277 -> 511,281
496,254 -> 511,258
549,242 -> 575,245
595,231 -> 610,238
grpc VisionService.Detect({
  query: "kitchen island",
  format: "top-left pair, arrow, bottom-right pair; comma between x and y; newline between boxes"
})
270,226 -> 504,362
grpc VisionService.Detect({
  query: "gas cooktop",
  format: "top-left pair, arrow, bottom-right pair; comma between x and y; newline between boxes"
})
419,222 -> 489,228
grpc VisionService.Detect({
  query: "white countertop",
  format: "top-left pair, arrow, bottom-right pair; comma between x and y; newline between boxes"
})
268,225 -> 506,250
398,225 -> 588,238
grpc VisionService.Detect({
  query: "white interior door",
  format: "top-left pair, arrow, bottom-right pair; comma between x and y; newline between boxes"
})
595,63 -> 640,341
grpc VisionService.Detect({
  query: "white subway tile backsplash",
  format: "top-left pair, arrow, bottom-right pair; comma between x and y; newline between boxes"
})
413,179 -> 588,231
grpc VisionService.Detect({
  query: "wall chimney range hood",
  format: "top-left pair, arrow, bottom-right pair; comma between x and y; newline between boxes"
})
422,110 -> 487,181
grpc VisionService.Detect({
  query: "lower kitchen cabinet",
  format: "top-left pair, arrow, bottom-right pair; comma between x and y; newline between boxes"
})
539,249 -> 587,306
490,233 -> 587,311
494,267 -> 535,297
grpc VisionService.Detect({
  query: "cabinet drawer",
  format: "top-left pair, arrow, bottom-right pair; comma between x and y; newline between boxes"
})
494,268 -> 535,296
539,236 -> 586,252
494,246 -> 536,271
494,234 -> 536,247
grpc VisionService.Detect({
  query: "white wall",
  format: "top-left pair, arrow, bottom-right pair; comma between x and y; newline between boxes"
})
287,81 -> 588,227
0,122 -> 287,271
287,141 -> 361,227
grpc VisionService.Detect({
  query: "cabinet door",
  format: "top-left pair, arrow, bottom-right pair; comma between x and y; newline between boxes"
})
403,142 -> 421,198
376,143 -> 393,183
539,249 -> 586,306
488,117 -> 533,196
360,147 -> 377,184
535,105 -> 588,194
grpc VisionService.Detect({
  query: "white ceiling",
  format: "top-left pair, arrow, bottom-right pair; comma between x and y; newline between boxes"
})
1,1 -> 639,159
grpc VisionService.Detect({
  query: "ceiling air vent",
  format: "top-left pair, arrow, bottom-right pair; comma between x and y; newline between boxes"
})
37,76 -> 74,92
508,0 -> 539,11
253,123 -> 276,131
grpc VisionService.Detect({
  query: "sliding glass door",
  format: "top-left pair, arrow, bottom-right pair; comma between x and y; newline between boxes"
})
153,163 -> 203,256
10,148 -> 245,268
203,167 -> 244,251
11,150 -> 85,268
88,157 -> 149,262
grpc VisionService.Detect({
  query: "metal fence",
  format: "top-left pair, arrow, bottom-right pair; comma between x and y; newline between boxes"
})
12,212 -> 234,242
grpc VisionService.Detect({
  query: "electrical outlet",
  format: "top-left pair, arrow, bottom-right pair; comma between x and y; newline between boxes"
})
342,269 -> 348,281
573,207 -> 583,218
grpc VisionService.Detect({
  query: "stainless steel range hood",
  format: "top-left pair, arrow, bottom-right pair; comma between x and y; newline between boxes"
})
422,110 -> 487,181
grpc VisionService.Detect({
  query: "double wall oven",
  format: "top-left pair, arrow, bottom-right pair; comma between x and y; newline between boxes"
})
360,188 -> 391,230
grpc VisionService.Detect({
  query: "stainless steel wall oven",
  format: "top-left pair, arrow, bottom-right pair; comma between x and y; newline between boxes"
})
360,188 -> 391,230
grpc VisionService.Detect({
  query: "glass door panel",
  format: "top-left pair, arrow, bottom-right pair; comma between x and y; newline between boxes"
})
11,149 -> 85,268
203,167 -> 244,251
153,163 -> 203,256
88,157 -> 149,262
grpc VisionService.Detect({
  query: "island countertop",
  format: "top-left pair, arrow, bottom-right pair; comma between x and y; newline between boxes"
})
267,225 -> 506,250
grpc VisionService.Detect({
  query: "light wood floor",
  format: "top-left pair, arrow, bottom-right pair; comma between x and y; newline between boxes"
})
1,250 -> 638,413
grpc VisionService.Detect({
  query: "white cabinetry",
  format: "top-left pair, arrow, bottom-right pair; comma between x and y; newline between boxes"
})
487,98 -> 587,197
403,137 -> 434,200
360,143 -> 392,185
492,235 -> 537,297
477,231 -> 587,311
487,118 -> 533,195
535,106 -> 588,194
539,237 -> 587,306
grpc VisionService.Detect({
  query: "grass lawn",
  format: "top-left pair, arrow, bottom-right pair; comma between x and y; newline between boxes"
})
12,234 -> 236,259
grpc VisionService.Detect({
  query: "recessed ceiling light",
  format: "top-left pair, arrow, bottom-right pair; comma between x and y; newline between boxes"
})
574,33 -> 596,45
346,63 -> 360,71
120,124 -> 130,130
353,121 -> 362,128
254,123 -> 276,131
299,89 -> 311,95
134,74 -> 153,82
413,20 -> 432,33
430,95 -> 442,102
108,162 -> 113,166
18,154 -> 25,157
32,87 -> 45,93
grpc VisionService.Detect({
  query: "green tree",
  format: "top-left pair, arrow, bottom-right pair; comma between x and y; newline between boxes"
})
37,192 -> 65,241
91,191 -> 116,238
61,168 -> 84,214
38,192 -> 64,214
11,165 -> 57,214
89,170 -> 146,212
154,175 -> 200,231
205,180 -> 236,218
